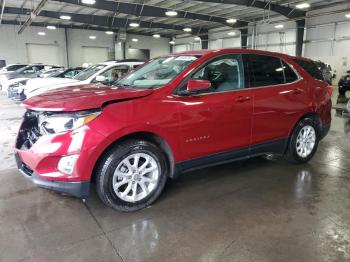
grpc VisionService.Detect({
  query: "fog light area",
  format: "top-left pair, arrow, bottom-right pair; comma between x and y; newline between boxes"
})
57,154 -> 79,175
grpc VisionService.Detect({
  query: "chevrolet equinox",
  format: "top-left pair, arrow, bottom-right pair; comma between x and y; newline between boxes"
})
15,49 -> 332,211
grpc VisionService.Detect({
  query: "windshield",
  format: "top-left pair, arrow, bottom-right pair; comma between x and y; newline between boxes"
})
15,65 -> 32,73
114,55 -> 199,89
73,64 -> 106,81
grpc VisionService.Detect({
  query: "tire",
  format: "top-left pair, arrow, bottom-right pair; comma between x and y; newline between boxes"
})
95,139 -> 168,212
284,118 -> 320,164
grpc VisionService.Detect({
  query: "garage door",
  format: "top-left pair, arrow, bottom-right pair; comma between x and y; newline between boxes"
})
173,44 -> 188,52
26,43 -> 60,65
127,49 -> 150,60
82,47 -> 108,64
209,39 -> 223,49
223,38 -> 241,48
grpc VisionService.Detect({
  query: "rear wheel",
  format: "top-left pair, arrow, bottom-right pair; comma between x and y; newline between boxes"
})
284,118 -> 319,164
95,140 -> 167,212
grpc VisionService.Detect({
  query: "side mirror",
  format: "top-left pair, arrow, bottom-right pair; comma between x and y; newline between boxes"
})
95,75 -> 107,83
180,79 -> 211,95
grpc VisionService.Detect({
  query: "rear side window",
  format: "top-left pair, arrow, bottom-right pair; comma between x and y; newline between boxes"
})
248,55 -> 285,87
282,60 -> 298,83
293,59 -> 324,81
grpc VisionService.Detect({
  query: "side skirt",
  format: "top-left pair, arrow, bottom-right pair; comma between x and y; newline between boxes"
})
172,138 -> 288,178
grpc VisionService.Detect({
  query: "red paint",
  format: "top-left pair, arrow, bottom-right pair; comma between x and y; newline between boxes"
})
17,49 -> 332,183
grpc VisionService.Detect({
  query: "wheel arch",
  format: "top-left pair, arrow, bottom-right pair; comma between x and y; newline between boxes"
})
289,112 -> 322,136
284,112 -> 322,154
91,131 -> 175,182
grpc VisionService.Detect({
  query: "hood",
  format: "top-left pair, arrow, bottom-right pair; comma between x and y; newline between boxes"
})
7,78 -> 30,86
22,83 -> 154,111
0,77 -> 29,91
28,77 -> 78,85
25,77 -> 79,91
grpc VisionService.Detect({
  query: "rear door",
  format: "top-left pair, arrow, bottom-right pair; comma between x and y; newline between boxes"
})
247,54 -> 308,150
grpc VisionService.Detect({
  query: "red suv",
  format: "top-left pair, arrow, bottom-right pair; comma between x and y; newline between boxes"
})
15,49 -> 332,211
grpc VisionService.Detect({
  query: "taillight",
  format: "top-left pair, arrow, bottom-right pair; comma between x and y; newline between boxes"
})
326,86 -> 333,96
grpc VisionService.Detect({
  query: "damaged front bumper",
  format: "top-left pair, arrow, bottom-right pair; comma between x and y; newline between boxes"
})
14,109 -> 109,198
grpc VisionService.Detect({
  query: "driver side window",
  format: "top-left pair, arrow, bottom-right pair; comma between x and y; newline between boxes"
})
192,54 -> 245,93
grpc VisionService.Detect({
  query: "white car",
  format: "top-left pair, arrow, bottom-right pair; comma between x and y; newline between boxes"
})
0,64 -> 60,91
39,68 -> 65,78
9,61 -> 143,101
0,63 -> 27,73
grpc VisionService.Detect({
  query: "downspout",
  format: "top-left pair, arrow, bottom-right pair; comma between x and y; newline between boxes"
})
0,0 -> 6,25
65,28 -> 70,67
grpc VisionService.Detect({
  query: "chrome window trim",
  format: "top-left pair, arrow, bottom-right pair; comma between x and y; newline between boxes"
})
173,78 -> 304,97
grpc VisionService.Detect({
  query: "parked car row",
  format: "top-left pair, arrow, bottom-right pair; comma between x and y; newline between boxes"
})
1,60 -> 144,101
0,64 -> 63,91
314,60 -> 335,85
0,63 -> 27,73
338,70 -> 350,95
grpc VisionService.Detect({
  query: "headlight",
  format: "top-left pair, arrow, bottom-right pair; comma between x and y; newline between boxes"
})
39,110 -> 101,134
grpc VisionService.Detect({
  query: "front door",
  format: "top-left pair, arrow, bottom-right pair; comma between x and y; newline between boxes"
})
175,54 -> 253,161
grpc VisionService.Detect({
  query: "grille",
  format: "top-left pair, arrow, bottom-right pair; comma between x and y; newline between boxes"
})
16,110 -> 42,150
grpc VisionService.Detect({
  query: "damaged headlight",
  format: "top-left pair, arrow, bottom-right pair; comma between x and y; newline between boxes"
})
39,109 -> 101,134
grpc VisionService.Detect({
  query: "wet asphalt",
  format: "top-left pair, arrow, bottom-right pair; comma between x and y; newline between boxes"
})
0,89 -> 349,262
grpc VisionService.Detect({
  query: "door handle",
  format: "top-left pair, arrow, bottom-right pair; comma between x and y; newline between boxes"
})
236,96 -> 251,103
293,88 -> 303,94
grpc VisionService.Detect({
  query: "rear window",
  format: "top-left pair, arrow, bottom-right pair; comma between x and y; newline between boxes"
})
293,59 -> 324,81
249,54 -> 285,87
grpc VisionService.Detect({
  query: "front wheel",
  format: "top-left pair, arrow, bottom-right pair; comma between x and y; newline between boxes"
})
95,140 -> 168,212
284,118 -> 319,164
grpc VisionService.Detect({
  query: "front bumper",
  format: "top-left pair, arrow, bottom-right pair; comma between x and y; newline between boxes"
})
15,153 -> 90,198
14,110 -> 112,198
8,87 -> 26,100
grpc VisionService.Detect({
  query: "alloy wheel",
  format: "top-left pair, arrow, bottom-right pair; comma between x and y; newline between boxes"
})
296,125 -> 316,158
112,153 -> 159,202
